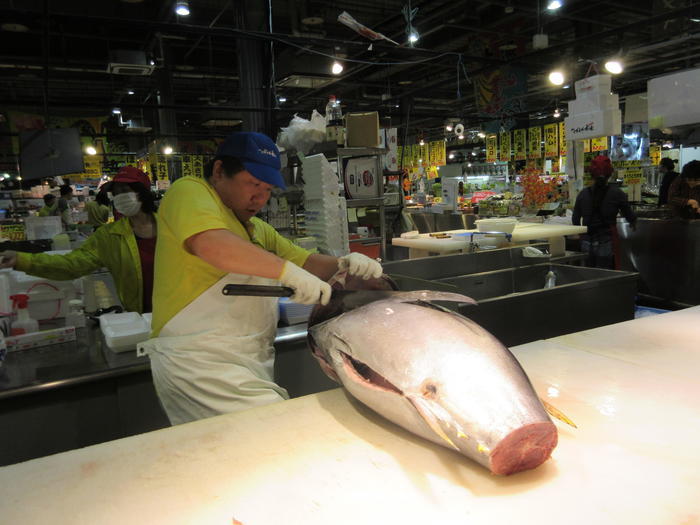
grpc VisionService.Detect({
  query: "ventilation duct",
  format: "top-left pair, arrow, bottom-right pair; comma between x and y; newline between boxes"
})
107,50 -> 155,76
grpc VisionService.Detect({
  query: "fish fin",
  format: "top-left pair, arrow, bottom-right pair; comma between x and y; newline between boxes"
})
406,395 -> 460,451
541,398 -> 578,429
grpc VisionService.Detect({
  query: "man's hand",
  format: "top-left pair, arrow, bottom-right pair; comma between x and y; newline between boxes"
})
688,199 -> 699,210
279,261 -> 332,305
338,253 -> 383,280
0,251 -> 17,269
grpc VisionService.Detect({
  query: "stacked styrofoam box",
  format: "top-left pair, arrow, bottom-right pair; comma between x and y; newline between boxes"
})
564,74 -> 621,140
302,154 -> 349,257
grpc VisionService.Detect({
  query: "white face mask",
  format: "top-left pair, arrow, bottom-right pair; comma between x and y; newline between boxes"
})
113,192 -> 141,216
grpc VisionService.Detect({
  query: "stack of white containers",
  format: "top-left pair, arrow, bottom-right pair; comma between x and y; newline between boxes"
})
302,154 -> 349,257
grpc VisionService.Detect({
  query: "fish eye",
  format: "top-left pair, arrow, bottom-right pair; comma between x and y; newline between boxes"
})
422,382 -> 438,399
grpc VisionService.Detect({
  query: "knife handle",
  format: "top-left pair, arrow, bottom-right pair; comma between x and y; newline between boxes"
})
222,284 -> 295,297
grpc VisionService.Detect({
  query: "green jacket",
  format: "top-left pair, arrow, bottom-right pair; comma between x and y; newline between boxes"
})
15,218 -> 145,313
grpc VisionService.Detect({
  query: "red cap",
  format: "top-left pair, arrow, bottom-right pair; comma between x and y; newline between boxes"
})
10,294 -> 29,309
590,155 -> 613,178
113,166 -> 151,190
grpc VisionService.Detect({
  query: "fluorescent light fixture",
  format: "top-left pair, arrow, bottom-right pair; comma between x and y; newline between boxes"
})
85,145 -> 97,155
127,89 -> 135,95
163,146 -> 173,155
278,97 -> 287,103
548,70 -> 565,85
331,60 -> 344,75
547,0 -> 562,10
604,59 -> 624,74
175,0 -> 190,16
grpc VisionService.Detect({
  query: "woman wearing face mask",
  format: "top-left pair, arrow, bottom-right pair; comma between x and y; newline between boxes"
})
572,155 -> 637,269
0,166 -> 157,313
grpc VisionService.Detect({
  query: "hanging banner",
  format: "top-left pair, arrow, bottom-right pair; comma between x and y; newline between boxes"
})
193,155 -> 205,178
528,127 -> 542,159
486,135 -> 498,163
499,131 -> 511,162
591,137 -> 608,152
155,154 -> 169,181
431,140 -> 446,167
544,124 -> 558,158
583,139 -> 591,153
513,129 -> 527,160
649,144 -> 661,165
559,121 -> 567,156
83,155 -> 102,179
181,155 -> 194,178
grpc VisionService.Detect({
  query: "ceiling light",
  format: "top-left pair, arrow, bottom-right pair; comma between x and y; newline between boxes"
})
547,1 -> 562,10
553,108 -> 561,118
419,138 -> 425,146
112,107 -> 121,115
548,70 -> 565,85
604,60 -> 624,74
127,89 -> 135,95
175,0 -> 190,16
278,96 -> 287,103
445,124 -> 453,132
331,60 -> 344,75
163,146 -> 173,155
85,145 -> 97,155
448,153 -> 455,159
16,176 -> 22,181
477,132 -> 486,138
408,31 -> 419,44
458,134 -> 465,140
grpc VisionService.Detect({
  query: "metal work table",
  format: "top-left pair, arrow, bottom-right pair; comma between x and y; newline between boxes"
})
0,323 -> 309,401
0,322 -> 311,466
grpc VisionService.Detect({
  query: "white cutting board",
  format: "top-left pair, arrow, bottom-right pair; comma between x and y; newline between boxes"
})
392,223 -> 586,254
1,308 -> 699,525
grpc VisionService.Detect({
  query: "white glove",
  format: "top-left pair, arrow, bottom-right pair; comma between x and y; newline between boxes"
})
338,253 -> 383,280
279,261 -> 332,305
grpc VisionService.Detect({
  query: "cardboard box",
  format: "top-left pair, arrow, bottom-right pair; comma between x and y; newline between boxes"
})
346,112 -> 380,148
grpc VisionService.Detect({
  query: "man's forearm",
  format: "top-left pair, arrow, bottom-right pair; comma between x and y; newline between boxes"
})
303,253 -> 340,281
187,228 -> 286,279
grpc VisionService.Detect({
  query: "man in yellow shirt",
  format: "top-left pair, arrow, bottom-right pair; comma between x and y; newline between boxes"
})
140,131 -> 382,425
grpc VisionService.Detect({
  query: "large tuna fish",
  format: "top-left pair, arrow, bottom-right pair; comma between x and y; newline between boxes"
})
307,275 -> 558,476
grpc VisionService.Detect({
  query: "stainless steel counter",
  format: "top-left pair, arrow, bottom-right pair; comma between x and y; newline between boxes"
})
0,323 -> 309,401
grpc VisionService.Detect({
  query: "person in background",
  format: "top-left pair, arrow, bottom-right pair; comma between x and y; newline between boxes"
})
85,189 -> 110,230
657,157 -> 679,207
668,160 -> 700,220
0,166 -> 156,313
139,131 -> 383,426
37,193 -> 57,217
572,155 -> 636,269
57,184 -> 75,228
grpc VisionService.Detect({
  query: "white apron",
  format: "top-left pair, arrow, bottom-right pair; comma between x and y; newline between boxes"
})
137,272 -> 289,425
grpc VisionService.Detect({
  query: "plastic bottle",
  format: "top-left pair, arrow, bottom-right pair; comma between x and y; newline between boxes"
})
325,95 -> 344,145
10,294 -> 39,335
65,299 -> 86,328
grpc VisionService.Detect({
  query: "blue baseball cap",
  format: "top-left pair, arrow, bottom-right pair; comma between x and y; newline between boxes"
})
216,132 -> 286,189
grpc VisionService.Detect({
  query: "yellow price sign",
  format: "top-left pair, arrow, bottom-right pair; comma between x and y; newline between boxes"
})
528,127 -> 542,159
513,129 -> 527,160
486,135 -> 498,163
544,124 -> 558,158
559,121 -> 567,156
649,144 -> 661,166
499,131 -> 511,162
591,137 -> 608,152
